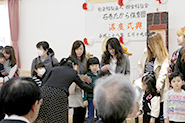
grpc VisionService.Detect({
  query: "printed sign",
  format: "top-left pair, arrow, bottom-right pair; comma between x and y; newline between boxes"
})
85,0 -> 157,43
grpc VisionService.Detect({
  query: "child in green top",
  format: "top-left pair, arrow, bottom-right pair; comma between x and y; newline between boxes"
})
83,57 -> 100,123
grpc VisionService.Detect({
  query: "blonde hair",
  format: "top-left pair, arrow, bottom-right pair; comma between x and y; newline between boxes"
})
147,32 -> 169,63
177,27 -> 185,61
177,27 -> 185,36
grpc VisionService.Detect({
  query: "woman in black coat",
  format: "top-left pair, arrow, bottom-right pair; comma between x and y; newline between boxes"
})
35,56 -> 93,123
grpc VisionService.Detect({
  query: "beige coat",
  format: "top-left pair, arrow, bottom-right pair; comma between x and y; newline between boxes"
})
138,49 -> 169,102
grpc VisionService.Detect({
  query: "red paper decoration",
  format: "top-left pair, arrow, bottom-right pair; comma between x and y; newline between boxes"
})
82,3 -> 88,10
119,37 -> 124,44
118,0 -> 123,6
156,0 -> 161,4
83,38 -> 88,45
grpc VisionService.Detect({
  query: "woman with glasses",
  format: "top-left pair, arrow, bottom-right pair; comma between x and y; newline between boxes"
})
138,32 -> 169,123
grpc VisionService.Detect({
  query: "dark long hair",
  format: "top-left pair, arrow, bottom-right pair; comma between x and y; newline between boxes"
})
142,72 -> 158,96
103,37 -> 125,65
71,40 -> 86,62
3,46 -> 16,67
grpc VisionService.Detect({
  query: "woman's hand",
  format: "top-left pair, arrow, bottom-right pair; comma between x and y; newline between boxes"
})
85,76 -> 92,84
101,64 -> 110,72
83,100 -> 88,107
164,118 -> 169,123
150,117 -> 155,123
136,112 -> 141,117
156,86 -> 161,93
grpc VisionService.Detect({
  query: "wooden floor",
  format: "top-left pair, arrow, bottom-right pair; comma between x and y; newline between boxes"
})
68,109 -> 143,123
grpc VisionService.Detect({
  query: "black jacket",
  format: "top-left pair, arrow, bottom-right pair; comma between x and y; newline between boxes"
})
42,65 -> 93,96
175,47 -> 185,77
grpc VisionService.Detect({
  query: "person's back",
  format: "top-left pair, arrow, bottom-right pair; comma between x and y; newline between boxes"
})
0,77 -> 42,123
94,74 -> 136,123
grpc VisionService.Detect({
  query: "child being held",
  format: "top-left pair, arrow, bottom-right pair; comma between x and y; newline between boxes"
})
137,72 -> 160,123
32,62 -> 46,87
83,57 -> 100,123
164,72 -> 185,123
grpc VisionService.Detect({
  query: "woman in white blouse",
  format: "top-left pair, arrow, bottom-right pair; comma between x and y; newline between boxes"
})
100,37 -> 130,77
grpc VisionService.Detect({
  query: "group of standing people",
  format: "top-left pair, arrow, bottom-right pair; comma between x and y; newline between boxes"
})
1,27 -> 185,123
30,37 -> 131,123
18,28 -> 185,122
137,27 -> 185,123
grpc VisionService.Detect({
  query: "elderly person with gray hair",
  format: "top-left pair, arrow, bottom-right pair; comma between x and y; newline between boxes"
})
94,74 -> 136,123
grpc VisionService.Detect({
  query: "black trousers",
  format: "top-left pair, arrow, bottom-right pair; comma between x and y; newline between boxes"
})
73,107 -> 86,123
143,113 -> 160,123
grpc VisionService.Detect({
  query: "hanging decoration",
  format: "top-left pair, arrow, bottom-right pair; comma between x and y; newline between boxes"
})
83,38 -> 89,45
82,3 -> 88,10
121,45 -> 132,56
156,0 -> 161,4
82,3 -> 94,10
119,36 -> 124,44
118,0 -> 123,6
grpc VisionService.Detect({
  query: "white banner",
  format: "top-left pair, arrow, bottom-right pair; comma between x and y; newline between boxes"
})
85,0 -> 157,43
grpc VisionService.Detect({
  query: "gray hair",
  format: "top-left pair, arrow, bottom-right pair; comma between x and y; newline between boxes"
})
94,74 -> 136,122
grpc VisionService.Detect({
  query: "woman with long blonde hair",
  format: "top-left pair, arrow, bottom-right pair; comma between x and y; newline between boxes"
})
169,27 -> 185,76
174,27 -> 185,80
138,32 -> 169,123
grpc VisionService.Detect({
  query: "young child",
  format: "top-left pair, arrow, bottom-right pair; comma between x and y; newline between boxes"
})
32,62 -> 46,87
83,57 -> 100,123
164,72 -> 185,123
137,72 -> 160,123
0,52 -> 9,87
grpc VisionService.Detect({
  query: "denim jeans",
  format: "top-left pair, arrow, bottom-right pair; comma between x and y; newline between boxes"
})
86,100 -> 95,123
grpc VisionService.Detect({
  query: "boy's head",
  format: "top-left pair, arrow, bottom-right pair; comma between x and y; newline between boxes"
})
169,72 -> 184,90
87,57 -> 100,74
0,52 -> 5,64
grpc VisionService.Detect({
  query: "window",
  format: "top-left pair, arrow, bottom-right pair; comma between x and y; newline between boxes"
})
0,2 -> 10,46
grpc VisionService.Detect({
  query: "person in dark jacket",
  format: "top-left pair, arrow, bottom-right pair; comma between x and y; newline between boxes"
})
35,56 -> 93,123
0,77 -> 42,123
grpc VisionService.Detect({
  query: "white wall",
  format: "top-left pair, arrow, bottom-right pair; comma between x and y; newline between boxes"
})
19,0 -> 86,70
19,0 -> 185,79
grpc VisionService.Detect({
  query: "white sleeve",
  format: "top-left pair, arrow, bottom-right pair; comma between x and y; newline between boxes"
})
156,58 -> 169,89
69,82 -> 76,95
163,92 -> 169,119
150,96 -> 160,118
4,64 -> 17,82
